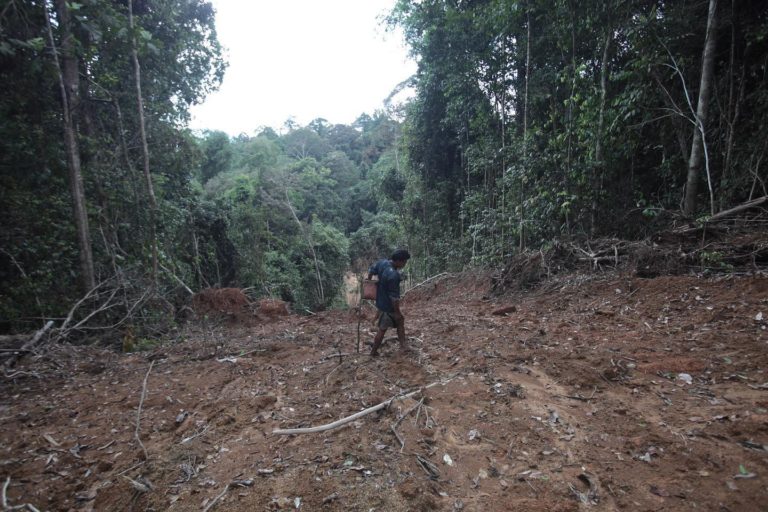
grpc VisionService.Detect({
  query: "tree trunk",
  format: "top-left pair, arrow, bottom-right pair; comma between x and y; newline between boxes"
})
563,0 -> 576,235
519,5 -> 531,252
684,0 -> 718,217
719,1 -> 745,211
591,28 -> 612,235
47,0 -> 95,293
128,0 -> 159,286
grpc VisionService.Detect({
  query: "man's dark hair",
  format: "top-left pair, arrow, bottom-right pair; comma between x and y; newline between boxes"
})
391,249 -> 411,262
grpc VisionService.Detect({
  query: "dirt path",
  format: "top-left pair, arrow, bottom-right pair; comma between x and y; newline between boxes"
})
1,272 -> 767,511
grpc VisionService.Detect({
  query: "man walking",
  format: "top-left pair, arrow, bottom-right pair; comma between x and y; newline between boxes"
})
367,249 -> 410,356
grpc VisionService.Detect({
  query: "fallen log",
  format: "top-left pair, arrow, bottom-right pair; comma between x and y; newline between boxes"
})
403,273 -> 450,297
4,321 -> 54,369
708,195 -> 767,222
272,380 -> 445,435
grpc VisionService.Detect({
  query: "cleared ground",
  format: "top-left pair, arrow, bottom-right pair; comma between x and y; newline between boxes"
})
1,271 -> 767,511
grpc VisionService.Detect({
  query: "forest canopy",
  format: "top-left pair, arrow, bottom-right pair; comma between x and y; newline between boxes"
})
1,0 -> 766,335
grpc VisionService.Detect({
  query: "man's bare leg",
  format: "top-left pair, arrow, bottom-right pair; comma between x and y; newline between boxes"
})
396,317 -> 407,351
371,328 -> 387,356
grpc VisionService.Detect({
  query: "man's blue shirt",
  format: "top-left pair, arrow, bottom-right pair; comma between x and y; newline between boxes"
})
368,259 -> 401,313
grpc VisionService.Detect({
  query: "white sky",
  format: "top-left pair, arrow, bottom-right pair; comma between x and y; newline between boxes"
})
188,0 -> 417,136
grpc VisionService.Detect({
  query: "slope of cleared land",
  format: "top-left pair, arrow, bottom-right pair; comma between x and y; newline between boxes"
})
1,270 -> 767,511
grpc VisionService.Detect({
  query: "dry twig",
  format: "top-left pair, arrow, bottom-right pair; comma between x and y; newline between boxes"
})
1,476 -> 40,511
403,273 -> 449,297
390,424 -> 405,451
134,360 -> 155,459
3,321 -> 54,369
202,483 -> 231,512
273,379 -> 447,435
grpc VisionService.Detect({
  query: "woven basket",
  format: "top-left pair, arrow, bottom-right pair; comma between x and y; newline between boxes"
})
362,279 -> 377,301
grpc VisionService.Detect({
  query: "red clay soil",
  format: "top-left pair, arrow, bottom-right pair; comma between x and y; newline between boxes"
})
192,288 -> 251,318
1,271 -> 767,511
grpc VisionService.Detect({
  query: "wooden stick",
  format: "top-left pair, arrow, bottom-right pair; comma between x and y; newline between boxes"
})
134,360 -> 154,460
390,424 -> 405,451
390,397 -> 423,452
318,352 -> 353,363
158,262 -> 193,295
403,273 -> 449,297
394,397 -> 424,429
324,362 -> 343,386
1,476 -> 38,512
202,483 -> 230,512
707,195 -> 767,222
4,321 -> 54,368
1,476 -> 9,509
273,380 -> 444,435
356,306 -> 362,354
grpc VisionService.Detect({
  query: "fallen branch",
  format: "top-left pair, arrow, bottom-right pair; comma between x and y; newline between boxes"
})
2,476 -> 41,511
318,352 -> 353,363
202,483 -> 230,512
159,262 -> 193,295
134,360 -> 155,460
403,273 -> 449,297
273,380 -> 446,435
324,362 -> 343,386
4,370 -> 41,379
356,305 -> 362,353
415,454 -> 440,479
180,423 -> 211,444
390,424 -> 405,451
394,397 -> 424,429
4,321 -> 54,369
389,396 -> 424,452
423,403 -> 432,428
1,477 -> 9,509
707,195 -> 767,222
58,280 -> 112,333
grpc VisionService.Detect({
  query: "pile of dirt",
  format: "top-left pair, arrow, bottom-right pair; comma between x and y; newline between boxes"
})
192,288 -> 251,321
256,298 -> 290,318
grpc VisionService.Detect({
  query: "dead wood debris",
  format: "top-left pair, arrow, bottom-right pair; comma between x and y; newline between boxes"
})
493,219 -> 768,293
273,379 -> 447,435
415,454 -> 440,479
134,360 -> 154,460
2,477 -> 41,512
3,321 -> 54,369
201,478 -> 255,512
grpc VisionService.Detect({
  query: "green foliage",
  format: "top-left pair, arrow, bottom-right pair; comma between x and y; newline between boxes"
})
199,131 -> 233,183
387,0 -> 768,268
9,0 -> 766,334
349,211 -> 402,265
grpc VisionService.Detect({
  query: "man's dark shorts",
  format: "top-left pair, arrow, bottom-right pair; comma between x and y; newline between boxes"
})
377,311 -> 397,330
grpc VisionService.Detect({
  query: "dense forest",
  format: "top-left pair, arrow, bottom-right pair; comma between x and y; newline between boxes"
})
1,0 -> 767,336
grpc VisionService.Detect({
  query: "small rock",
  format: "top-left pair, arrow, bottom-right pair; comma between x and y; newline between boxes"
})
492,305 -> 517,316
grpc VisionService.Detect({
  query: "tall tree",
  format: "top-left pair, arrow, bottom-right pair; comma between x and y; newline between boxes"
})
47,0 -> 95,292
128,0 -> 159,286
684,0 -> 719,216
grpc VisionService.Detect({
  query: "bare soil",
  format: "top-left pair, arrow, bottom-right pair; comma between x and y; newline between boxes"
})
2,271 -> 767,511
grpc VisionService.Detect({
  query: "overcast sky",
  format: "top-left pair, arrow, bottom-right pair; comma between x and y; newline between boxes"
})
188,0 -> 417,136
